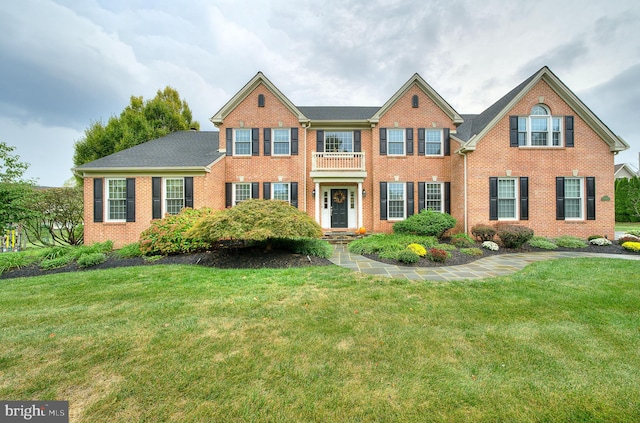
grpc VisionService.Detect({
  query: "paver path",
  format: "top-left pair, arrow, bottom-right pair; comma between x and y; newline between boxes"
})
329,244 -> 640,281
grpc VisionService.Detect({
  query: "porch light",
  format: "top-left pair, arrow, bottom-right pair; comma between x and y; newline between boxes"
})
362,189 -> 366,198
312,189 -> 316,198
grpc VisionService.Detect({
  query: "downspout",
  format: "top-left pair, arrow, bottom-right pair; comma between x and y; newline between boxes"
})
303,122 -> 308,212
457,149 -> 468,234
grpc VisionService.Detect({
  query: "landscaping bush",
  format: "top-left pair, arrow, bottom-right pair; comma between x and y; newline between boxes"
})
626,229 -> 640,237
348,234 -> 437,256
471,224 -> 496,242
482,241 -> 499,251
392,210 -> 456,239
36,245 -> 70,260
39,256 -> 73,270
140,208 -> 214,255
589,237 -> 612,246
588,235 -> 604,241
67,241 -> 114,260
528,236 -> 558,250
496,225 -> 534,249
460,248 -> 483,256
435,243 -> 457,252
0,252 -> 38,273
271,238 -> 333,258
618,235 -> 640,245
397,249 -> 421,264
77,252 -> 106,268
621,241 -> 640,252
407,243 -> 427,257
428,248 -> 450,263
115,242 -> 143,258
554,235 -> 587,248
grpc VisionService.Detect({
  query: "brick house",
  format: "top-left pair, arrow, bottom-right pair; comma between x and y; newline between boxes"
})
75,66 -> 629,248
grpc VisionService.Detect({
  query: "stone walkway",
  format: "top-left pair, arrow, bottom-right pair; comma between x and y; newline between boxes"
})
329,244 -> 640,281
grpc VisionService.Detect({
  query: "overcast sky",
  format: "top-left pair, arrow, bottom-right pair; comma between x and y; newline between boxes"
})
1,0 -> 639,186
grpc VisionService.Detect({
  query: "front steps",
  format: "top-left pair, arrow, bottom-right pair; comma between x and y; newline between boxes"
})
322,231 -> 364,245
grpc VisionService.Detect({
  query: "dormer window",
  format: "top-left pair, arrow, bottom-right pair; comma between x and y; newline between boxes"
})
516,105 -> 562,147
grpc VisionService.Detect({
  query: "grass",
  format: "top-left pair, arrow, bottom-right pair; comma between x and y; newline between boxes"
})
1,259 -> 639,421
616,222 -> 640,232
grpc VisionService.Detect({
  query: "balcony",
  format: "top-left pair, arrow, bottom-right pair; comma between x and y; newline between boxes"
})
310,152 -> 367,180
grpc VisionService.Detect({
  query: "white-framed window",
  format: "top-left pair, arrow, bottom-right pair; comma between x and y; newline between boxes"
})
387,129 -> 405,156
497,178 -> 517,219
325,131 -> 353,152
234,128 -> 252,156
425,182 -> 443,212
234,183 -> 251,205
518,105 -> 563,147
164,178 -> 184,215
272,182 -> 290,202
388,182 -> 406,220
273,128 -> 291,156
106,178 -> 127,221
425,129 -> 443,155
564,178 -> 583,219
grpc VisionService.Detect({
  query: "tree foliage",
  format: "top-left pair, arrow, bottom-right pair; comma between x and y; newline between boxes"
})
615,177 -> 640,222
0,142 -> 34,229
73,86 -> 200,167
22,187 -> 85,246
187,200 -> 323,247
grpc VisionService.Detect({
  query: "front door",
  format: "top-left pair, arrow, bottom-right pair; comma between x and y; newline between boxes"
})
330,189 -> 348,228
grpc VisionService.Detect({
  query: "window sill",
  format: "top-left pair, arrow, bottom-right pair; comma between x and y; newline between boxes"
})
103,221 -> 127,225
517,146 -> 564,150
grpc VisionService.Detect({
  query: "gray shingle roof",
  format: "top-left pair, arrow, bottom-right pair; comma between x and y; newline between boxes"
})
75,131 -> 222,170
298,106 -> 380,120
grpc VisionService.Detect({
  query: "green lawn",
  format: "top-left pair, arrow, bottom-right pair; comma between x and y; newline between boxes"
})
616,222 -> 640,232
1,260 -> 639,422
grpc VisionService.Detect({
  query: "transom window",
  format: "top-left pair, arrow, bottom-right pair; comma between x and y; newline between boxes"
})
387,129 -> 405,156
234,183 -> 251,205
273,129 -> 291,155
165,178 -> 184,215
325,131 -> 353,152
388,183 -> 406,220
234,129 -> 251,155
272,182 -> 290,202
107,179 -> 127,221
425,182 -> 443,212
518,105 -> 562,147
564,178 -> 583,219
425,129 -> 443,155
497,178 -> 517,219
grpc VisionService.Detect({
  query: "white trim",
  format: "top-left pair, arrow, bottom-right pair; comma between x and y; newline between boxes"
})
272,182 -> 291,203
497,178 -> 518,221
387,128 -> 405,156
233,128 -> 252,156
105,178 -> 127,222
163,177 -> 185,216
272,128 -> 291,156
425,129 -> 444,156
387,182 -> 406,221
564,177 -> 584,220
232,182 -> 252,205
424,182 -> 444,213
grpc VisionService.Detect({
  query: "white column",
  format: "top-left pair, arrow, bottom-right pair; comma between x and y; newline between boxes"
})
357,181 -> 363,229
315,182 -> 321,225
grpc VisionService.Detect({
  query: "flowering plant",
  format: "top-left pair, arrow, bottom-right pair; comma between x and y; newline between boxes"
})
407,243 -> 427,257
589,237 -> 612,246
622,241 -> 640,252
482,241 -> 499,251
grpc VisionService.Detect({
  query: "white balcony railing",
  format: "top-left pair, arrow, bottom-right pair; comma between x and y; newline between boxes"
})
312,152 -> 365,171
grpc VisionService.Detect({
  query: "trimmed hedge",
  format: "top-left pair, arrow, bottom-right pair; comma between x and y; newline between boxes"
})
393,210 -> 456,239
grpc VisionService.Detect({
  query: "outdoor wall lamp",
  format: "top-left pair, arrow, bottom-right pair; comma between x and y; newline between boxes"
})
312,189 -> 316,198
362,189 -> 366,198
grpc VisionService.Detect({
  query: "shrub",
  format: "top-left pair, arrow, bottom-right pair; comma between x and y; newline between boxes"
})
407,243 -> 427,257
621,241 -> 640,252
67,241 -> 114,260
588,235 -> 604,241
496,225 -> 534,249
40,256 -> 73,270
271,238 -> 333,258
460,247 -> 483,256
589,237 -> 612,246
528,236 -> 558,250
625,230 -> 640,237
77,252 -> 106,268
348,234 -> 437,256
451,233 -> 475,248
482,241 -> 499,251
471,224 -> 496,242
392,210 -> 456,239
115,242 -> 143,258
618,235 -> 640,245
36,246 -> 70,260
554,235 -> 587,248
396,249 -> 421,264
428,248 -> 450,263
140,208 -> 214,255
0,252 -> 38,272
435,243 -> 457,252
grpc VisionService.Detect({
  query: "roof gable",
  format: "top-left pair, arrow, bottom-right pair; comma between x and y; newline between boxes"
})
459,66 -> 629,152
370,73 -> 463,125
210,72 -> 308,125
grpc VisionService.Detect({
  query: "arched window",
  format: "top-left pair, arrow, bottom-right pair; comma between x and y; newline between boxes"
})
258,94 -> 265,107
517,104 -> 562,146
412,95 -> 419,108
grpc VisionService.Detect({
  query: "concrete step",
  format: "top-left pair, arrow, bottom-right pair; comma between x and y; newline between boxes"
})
322,232 -> 364,245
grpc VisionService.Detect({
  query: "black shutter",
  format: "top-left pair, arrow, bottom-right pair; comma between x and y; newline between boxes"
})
379,128 -> 387,155
380,182 -> 388,220
291,128 -> 298,155
152,177 -> 162,219
291,182 -> 299,208
251,182 -> 259,199
406,128 -> 414,155
316,130 -> 324,153
126,178 -> 136,222
354,130 -> 361,152
93,178 -> 103,223
556,177 -> 565,220
519,177 -> 528,220
184,177 -> 193,209
225,183 -> 232,208
407,182 -> 414,217
443,128 -> 450,156
226,128 -> 233,156
489,177 -> 498,221
263,182 -> 271,200
510,116 -> 519,147
418,128 -> 425,155
418,182 -> 425,211
252,128 -> 259,156
444,182 -> 451,214
565,116 -> 574,147
263,128 -> 271,156
586,177 -> 596,220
